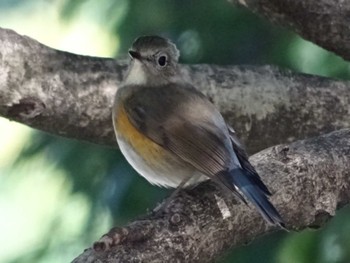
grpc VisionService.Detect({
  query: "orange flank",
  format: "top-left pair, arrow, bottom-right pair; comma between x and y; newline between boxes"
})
114,104 -> 165,165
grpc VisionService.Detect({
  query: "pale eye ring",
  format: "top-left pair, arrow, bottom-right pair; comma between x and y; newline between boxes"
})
157,55 -> 167,67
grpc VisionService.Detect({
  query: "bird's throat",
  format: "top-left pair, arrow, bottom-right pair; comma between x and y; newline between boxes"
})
125,60 -> 147,85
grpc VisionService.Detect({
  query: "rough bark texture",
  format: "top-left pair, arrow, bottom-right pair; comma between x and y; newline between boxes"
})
72,129 -> 350,263
0,27 -> 124,145
1,27 -> 350,154
229,0 -> 350,61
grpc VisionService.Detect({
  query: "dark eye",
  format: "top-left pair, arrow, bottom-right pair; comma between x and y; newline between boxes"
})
157,55 -> 167,67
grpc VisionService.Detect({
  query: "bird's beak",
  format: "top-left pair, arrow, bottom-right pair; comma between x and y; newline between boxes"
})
128,50 -> 141,60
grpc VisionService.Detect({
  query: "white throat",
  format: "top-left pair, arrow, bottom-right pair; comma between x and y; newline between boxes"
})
124,60 -> 147,85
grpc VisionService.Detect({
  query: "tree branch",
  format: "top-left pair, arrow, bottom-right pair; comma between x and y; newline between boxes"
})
229,0 -> 350,61
72,129 -> 350,263
1,27 -> 350,153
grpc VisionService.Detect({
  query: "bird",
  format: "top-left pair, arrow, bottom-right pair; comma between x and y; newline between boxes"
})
112,35 -> 284,226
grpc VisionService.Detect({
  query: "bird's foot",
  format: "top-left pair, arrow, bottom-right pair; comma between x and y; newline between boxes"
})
93,222 -> 154,252
93,227 -> 129,252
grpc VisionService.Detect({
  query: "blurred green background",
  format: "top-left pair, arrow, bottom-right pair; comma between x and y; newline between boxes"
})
1,0 -> 350,262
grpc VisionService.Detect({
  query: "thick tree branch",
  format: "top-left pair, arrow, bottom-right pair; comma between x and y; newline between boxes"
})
229,0 -> 350,61
1,27 -> 350,153
72,129 -> 350,263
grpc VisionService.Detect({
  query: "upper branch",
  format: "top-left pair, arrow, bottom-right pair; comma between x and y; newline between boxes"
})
72,129 -> 350,263
1,27 -> 350,153
229,0 -> 350,61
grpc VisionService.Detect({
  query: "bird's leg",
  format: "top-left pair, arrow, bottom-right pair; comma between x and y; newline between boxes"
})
93,177 -> 197,252
154,176 -> 193,213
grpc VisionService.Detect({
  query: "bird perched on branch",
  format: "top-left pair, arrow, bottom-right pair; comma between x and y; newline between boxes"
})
112,35 -> 284,226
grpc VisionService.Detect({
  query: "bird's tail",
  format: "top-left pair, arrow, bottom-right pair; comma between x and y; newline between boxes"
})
225,168 -> 284,227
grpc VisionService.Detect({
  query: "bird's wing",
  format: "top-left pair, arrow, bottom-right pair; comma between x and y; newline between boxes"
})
122,83 -> 242,194
227,125 -> 271,196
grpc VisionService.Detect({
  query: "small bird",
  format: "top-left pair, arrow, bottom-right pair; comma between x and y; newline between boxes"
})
113,36 -> 284,226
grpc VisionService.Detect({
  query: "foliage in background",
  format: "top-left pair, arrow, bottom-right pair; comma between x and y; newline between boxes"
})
1,0 -> 350,262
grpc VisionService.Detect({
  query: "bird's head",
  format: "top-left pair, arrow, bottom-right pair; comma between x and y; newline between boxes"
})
125,36 -> 181,86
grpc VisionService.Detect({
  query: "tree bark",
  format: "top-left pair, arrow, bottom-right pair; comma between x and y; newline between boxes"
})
1,27 -> 350,154
229,0 -> 350,61
72,129 -> 350,263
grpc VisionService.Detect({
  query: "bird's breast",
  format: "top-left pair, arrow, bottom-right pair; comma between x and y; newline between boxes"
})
114,103 -> 164,166
113,102 -> 204,187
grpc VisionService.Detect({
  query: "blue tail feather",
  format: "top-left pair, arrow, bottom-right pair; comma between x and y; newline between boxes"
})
226,168 -> 284,227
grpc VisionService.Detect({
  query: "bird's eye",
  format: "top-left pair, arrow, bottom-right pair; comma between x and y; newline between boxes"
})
157,55 -> 167,67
